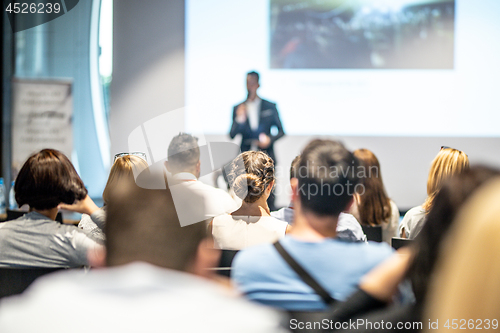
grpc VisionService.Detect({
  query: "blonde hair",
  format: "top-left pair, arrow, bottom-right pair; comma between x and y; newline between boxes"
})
424,177 -> 500,329
102,155 -> 149,205
423,148 -> 469,211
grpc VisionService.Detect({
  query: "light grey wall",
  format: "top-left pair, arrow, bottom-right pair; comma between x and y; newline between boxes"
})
110,0 -> 185,155
112,1 -> 500,211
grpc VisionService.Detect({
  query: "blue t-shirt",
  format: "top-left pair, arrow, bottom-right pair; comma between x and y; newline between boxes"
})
232,236 -> 393,311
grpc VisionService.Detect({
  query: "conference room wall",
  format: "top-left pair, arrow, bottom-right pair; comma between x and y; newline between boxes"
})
111,1 -> 500,210
110,0 -> 185,155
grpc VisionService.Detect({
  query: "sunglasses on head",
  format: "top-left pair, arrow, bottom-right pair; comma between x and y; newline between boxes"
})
113,152 -> 147,163
440,146 -> 467,157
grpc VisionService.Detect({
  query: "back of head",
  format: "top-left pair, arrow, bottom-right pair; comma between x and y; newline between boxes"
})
353,148 -> 391,226
424,175 -> 500,323
167,133 -> 200,173
353,149 -> 380,172
409,165 -> 500,304
102,155 -> 149,205
14,149 -> 87,210
424,147 -> 469,211
228,151 -> 275,203
297,139 -> 360,216
105,178 -> 207,271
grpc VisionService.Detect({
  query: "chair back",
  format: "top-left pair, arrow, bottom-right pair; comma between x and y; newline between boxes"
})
219,249 -> 238,267
214,249 -> 239,277
0,267 -> 64,299
391,237 -> 413,250
361,225 -> 383,242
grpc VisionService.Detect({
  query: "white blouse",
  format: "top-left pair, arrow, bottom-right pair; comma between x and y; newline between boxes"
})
212,214 -> 288,250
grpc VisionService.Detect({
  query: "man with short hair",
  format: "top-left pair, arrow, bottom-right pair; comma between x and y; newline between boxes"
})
232,139 -> 393,311
0,176 -> 285,333
271,154 -> 366,242
165,133 -> 239,227
166,132 -> 202,179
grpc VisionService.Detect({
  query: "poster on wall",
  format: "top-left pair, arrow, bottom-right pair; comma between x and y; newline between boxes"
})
11,78 -> 73,178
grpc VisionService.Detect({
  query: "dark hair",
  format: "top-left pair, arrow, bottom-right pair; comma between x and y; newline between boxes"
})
353,149 -> 392,226
408,165 -> 500,304
290,155 -> 301,180
247,71 -> 259,83
167,133 -> 200,171
297,139 -> 360,216
14,149 -> 87,210
228,151 -> 275,203
105,180 -> 207,271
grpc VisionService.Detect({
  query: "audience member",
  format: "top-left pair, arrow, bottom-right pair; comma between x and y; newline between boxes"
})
211,151 -> 289,249
61,153 -> 149,243
348,149 -> 399,244
0,149 -> 102,268
232,139 -> 393,311
0,171 -> 286,332
166,133 -> 239,227
272,155 -> 366,242
399,146 -> 469,239
271,155 -> 301,224
424,176 -> 500,332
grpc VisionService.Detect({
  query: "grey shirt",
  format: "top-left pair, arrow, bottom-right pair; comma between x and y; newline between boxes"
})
0,212 -> 102,268
271,206 -> 367,242
78,208 -> 106,244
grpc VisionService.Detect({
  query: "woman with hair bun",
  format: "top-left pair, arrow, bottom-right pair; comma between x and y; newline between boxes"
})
211,151 -> 289,250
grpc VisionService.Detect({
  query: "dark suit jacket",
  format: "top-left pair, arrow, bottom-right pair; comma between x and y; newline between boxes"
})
229,98 -> 285,163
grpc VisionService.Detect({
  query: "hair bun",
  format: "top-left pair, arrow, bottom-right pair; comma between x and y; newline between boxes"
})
233,173 -> 265,203
228,151 -> 275,203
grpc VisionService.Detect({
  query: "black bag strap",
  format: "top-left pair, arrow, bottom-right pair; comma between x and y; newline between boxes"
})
273,241 -> 336,306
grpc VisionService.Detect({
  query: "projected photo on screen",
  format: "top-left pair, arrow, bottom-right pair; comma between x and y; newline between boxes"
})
186,0 -> 500,137
270,0 -> 455,69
